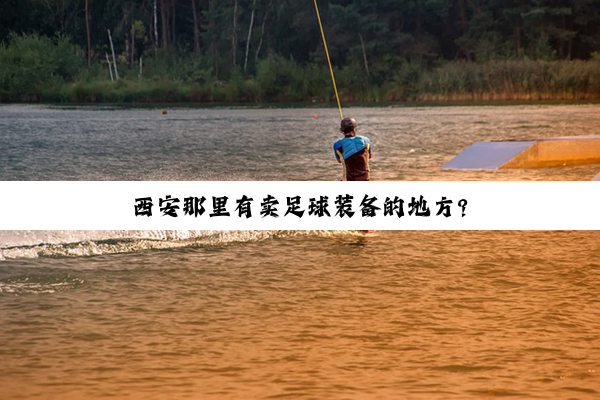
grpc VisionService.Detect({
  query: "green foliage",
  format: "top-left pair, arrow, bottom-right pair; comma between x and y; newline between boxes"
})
2,0 -> 600,104
3,0 -> 600,76
255,54 -> 305,101
386,61 -> 424,101
131,20 -> 146,41
0,33 -> 83,100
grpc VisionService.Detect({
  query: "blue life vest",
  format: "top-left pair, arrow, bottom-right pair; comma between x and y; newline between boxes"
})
333,136 -> 371,161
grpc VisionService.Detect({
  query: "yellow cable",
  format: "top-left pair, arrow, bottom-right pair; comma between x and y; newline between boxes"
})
313,0 -> 344,120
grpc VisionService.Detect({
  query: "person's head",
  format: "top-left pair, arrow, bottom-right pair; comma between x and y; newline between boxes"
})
340,117 -> 357,136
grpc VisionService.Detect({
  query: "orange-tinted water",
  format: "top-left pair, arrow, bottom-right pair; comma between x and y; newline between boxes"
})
1,231 -> 599,399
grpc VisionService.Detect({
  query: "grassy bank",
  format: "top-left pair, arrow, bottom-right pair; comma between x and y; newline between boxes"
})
416,60 -> 600,102
8,59 -> 600,104
11,61 -> 600,104
53,61 -> 600,104
1,34 -> 599,104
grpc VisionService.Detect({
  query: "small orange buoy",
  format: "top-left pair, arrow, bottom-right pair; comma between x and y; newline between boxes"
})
162,109 -> 168,115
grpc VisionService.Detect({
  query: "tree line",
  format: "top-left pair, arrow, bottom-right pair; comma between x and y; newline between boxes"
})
1,0 -> 599,102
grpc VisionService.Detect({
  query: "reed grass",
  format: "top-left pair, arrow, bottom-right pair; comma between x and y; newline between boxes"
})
59,59 -> 599,104
416,60 -> 600,102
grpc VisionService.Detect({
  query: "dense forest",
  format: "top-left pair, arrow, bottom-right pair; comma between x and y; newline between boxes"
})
1,0 -> 599,103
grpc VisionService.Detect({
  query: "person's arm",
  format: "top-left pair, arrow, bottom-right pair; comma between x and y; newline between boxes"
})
333,142 -> 343,163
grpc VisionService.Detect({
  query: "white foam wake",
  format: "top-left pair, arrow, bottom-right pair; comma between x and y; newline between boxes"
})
0,230 -> 349,260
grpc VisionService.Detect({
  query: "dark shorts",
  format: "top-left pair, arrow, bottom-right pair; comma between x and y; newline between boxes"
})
345,148 -> 370,181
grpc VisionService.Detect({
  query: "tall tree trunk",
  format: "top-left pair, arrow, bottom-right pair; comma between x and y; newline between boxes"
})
191,0 -> 200,54
244,0 -> 257,72
160,0 -> 169,49
106,53 -> 114,81
415,0 -> 423,42
208,0 -> 219,78
358,33 -> 370,77
131,26 -> 135,66
125,27 -> 130,66
232,0 -> 238,67
171,0 -> 176,46
107,29 -> 119,80
153,0 -> 159,53
85,0 -> 91,66
255,0 -> 270,63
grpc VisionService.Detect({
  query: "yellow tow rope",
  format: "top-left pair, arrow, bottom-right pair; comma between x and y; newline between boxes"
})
312,0 -> 344,120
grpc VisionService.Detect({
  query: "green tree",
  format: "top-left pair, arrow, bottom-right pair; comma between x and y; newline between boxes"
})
0,33 -> 82,98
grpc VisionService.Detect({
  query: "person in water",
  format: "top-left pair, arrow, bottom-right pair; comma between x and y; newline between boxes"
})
333,117 -> 372,181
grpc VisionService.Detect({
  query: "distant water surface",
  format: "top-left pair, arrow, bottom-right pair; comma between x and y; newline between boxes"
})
0,230 -> 599,399
1,104 -> 599,181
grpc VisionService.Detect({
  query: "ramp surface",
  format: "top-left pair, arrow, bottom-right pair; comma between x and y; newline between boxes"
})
443,136 -> 600,170
442,141 -> 534,170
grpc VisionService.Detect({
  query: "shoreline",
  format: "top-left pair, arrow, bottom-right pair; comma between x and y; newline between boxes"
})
3,82 -> 598,106
2,99 -> 599,108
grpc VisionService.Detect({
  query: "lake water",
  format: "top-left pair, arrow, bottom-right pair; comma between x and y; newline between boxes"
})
0,104 -> 599,399
1,104 -> 600,181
